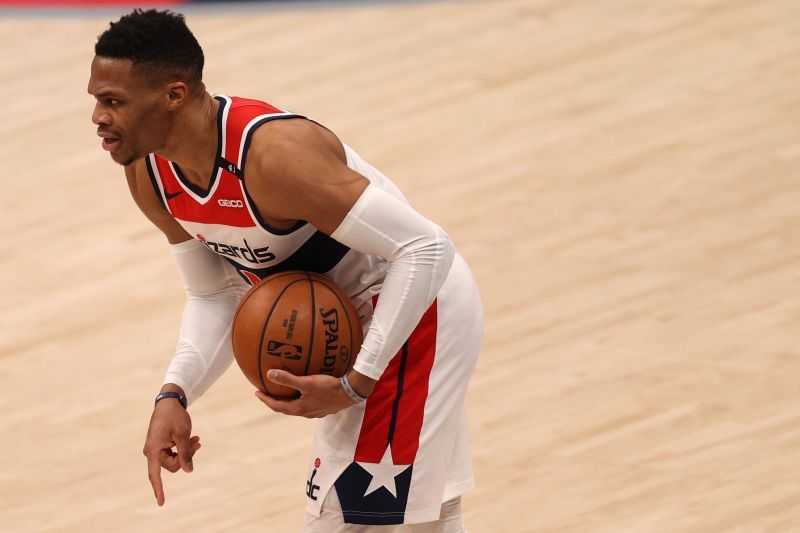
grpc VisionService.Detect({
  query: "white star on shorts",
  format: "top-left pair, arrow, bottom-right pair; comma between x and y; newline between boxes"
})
356,445 -> 411,498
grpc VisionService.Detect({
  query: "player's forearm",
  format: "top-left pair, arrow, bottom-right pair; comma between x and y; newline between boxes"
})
164,239 -> 246,405
331,184 -> 455,380
353,236 -> 453,380
163,292 -> 241,404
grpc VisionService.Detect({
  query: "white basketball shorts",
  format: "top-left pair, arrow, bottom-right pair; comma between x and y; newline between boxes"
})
303,253 -> 483,526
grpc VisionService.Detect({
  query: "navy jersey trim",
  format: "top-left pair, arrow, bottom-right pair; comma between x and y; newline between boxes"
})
386,342 -> 409,447
144,155 -> 167,210
172,95 -> 228,198
227,230 -> 351,284
238,113 -> 307,236
239,113 -> 304,173
332,341 -> 413,525
240,183 -> 307,236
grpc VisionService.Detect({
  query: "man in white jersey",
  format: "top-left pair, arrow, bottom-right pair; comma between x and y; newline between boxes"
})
88,10 -> 482,532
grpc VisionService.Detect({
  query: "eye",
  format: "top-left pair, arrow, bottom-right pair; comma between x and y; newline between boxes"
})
104,98 -> 121,106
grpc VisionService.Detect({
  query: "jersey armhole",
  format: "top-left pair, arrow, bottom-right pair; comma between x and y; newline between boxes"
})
237,113 -> 308,236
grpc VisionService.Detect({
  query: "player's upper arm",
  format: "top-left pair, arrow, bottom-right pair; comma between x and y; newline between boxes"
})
244,120 -> 369,236
125,160 -> 192,244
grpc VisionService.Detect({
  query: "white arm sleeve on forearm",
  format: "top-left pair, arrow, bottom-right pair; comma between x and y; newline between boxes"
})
331,184 -> 455,379
163,239 -> 245,406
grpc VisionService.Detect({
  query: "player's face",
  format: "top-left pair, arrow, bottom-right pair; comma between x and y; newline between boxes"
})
87,56 -> 172,166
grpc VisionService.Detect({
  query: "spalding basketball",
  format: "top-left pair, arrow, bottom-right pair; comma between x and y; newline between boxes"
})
231,271 -> 363,398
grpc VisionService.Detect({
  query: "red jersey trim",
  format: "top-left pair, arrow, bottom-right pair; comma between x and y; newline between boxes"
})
144,95 -> 299,228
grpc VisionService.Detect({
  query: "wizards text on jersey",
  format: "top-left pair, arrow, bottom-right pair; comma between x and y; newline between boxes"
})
196,233 -> 276,264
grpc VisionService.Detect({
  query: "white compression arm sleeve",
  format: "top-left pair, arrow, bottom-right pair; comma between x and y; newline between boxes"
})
163,239 -> 245,405
331,184 -> 455,379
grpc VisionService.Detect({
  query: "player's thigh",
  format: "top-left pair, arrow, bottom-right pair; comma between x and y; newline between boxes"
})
404,497 -> 466,533
303,489 -> 400,533
304,492 -> 465,533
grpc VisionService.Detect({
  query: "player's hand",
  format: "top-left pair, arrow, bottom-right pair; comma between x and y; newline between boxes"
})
142,391 -> 201,506
256,369 -> 375,418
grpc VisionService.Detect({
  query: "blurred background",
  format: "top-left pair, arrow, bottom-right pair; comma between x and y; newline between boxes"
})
1,0 -> 798,531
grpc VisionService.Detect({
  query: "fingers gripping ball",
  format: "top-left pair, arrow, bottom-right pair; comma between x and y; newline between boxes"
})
231,271 -> 364,398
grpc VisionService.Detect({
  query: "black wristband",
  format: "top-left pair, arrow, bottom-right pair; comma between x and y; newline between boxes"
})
155,391 -> 187,409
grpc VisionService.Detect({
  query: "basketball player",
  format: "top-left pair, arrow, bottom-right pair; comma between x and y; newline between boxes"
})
88,10 -> 482,532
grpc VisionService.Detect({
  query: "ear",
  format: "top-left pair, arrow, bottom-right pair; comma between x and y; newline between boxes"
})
165,82 -> 188,110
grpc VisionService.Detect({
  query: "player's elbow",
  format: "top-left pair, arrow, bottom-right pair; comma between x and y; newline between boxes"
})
434,228 -> 455,274
393,224 -> 455,274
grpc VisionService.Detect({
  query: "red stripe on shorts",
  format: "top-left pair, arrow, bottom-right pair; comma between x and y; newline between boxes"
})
354,299 -> 438,465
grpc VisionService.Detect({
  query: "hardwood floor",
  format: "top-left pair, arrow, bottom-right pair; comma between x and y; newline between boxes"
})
0,1 -> 798,531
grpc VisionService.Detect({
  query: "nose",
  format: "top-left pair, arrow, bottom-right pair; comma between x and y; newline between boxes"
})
92,102 -> 111,126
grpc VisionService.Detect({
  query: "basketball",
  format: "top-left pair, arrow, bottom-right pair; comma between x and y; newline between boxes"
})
231,271 -> 364,398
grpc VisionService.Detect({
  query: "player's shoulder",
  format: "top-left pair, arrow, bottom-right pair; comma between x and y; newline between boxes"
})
248,119 -> 330,175
226,94 -> 282,111
256,113 -> 342,157
253,114 -> 320,144
223,94 -> 290,125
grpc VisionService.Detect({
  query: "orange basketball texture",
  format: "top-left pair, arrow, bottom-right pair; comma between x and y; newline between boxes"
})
231,271 -> 364,398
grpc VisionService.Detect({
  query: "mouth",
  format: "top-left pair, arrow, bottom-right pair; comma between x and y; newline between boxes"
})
98,130 -> 122,152
101,137 -> 121,152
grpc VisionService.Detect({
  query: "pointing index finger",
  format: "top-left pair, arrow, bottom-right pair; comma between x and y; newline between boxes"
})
147,453 -> 165,506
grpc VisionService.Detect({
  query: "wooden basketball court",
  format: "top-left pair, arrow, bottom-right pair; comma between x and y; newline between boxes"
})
1,0 -> 799,530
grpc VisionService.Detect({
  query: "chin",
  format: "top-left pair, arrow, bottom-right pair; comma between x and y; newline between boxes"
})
111,150 -> 139,167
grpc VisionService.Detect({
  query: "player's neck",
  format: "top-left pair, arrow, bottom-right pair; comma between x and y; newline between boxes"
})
158,92 -> 219,189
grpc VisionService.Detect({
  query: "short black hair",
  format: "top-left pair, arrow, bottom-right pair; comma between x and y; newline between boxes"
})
95,9 -> 204,92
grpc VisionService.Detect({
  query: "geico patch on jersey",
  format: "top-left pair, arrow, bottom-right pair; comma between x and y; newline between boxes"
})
217,198 -> 244,208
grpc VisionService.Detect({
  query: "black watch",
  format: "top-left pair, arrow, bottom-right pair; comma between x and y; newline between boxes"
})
154,391 -> 187,409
